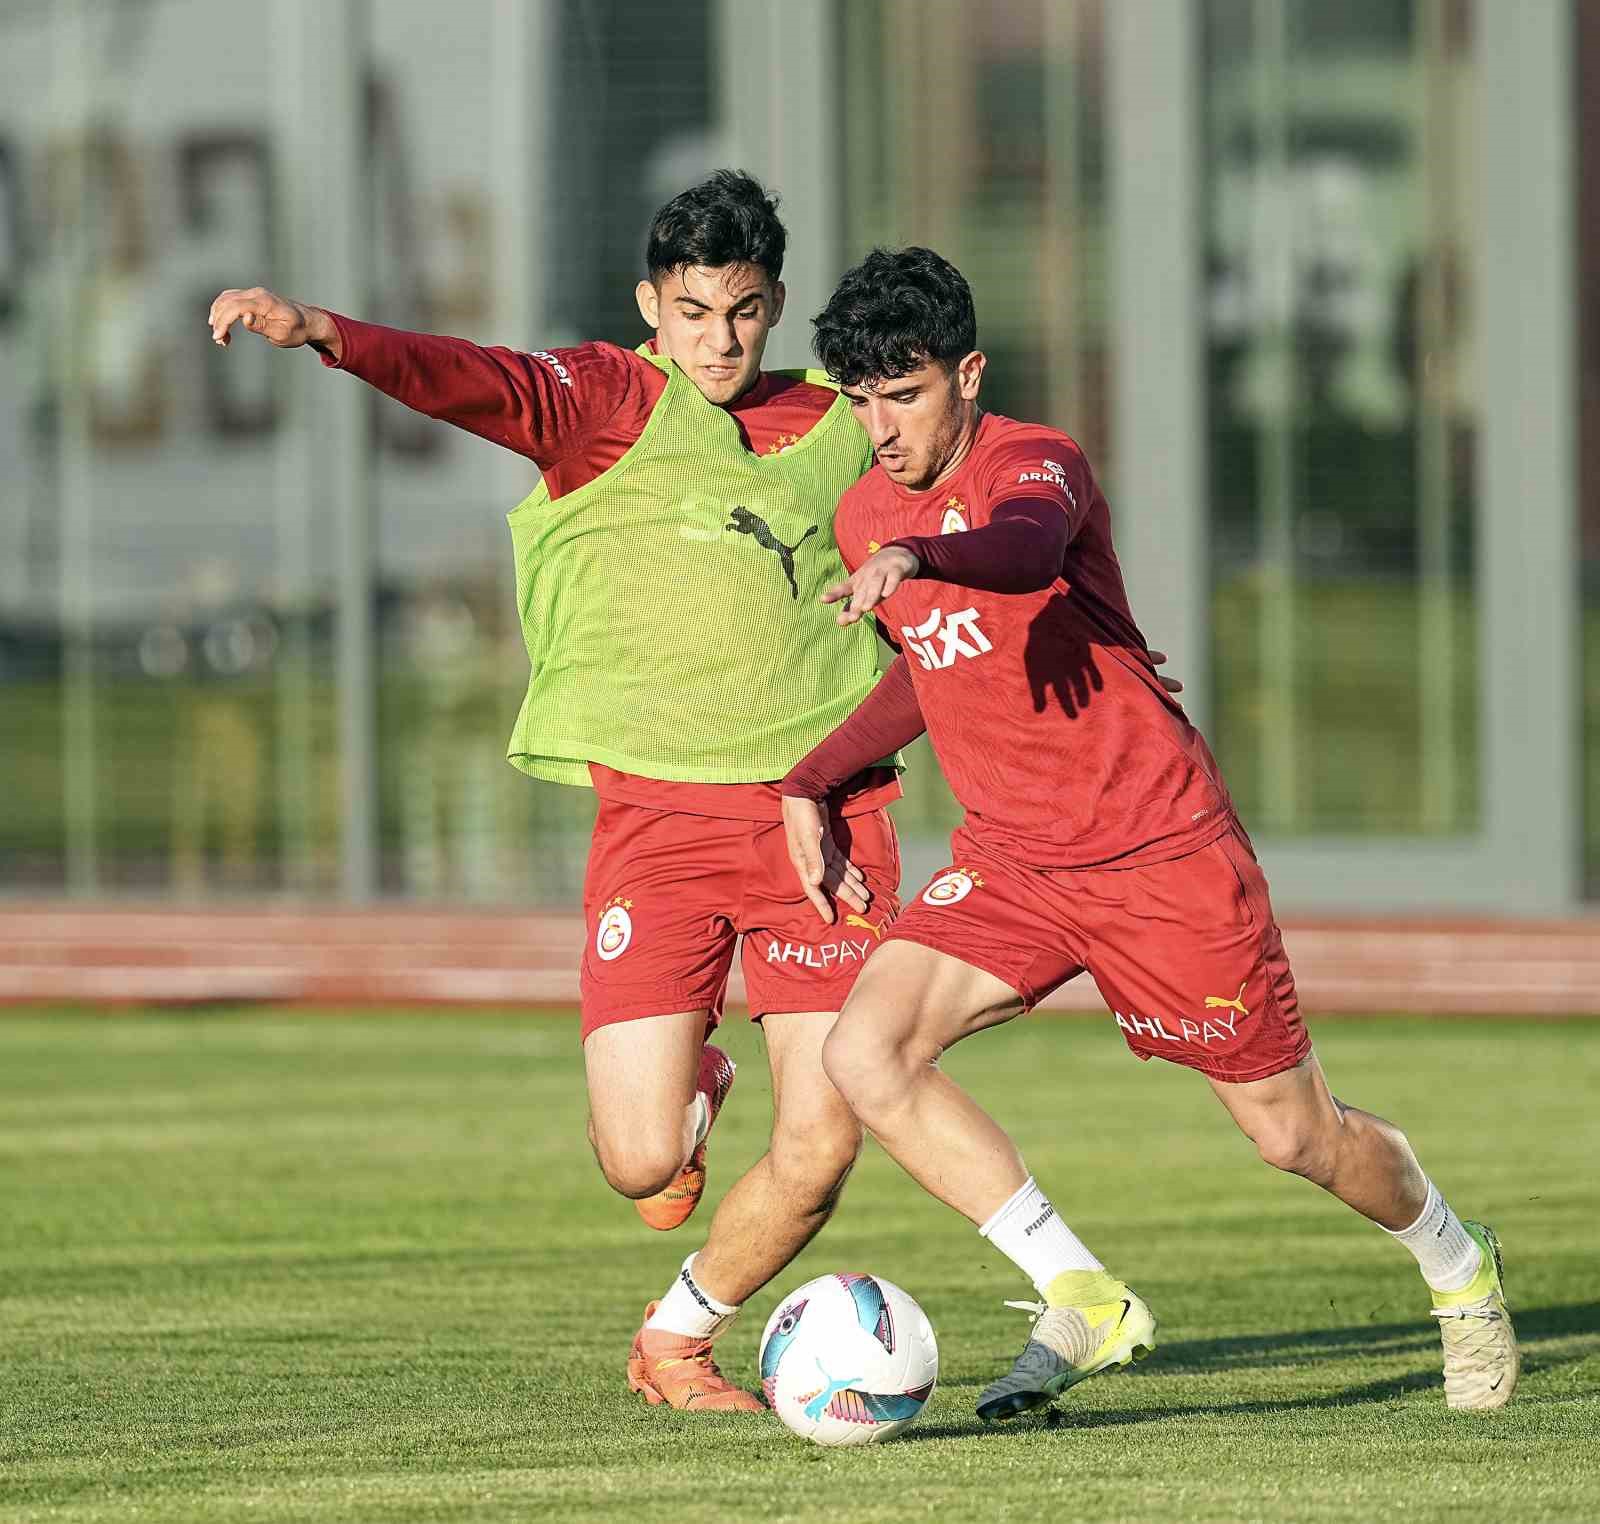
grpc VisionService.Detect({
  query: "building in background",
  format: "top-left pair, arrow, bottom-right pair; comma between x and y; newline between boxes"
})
0,0 -> 1583,912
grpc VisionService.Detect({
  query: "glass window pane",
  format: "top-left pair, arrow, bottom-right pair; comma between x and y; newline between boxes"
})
0,0 -> 340,897
1204,0 -> 1479,835
1581,1 -> 1600,896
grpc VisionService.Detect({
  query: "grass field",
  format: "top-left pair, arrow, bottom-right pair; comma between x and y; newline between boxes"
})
2,1010 -> 1597,1523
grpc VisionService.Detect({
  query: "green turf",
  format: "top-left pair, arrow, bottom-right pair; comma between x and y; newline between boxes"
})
1,1011 -> 1595,1523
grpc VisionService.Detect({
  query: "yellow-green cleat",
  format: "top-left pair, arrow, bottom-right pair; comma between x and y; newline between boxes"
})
976,1283 -> 1157,1423
1430,1220 -> 1519,1412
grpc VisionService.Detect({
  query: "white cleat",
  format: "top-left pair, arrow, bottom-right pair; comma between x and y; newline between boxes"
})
1430,1221 -> 1520,1412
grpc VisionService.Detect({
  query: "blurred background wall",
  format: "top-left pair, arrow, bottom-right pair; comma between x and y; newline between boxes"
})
0,0 -> 1587,913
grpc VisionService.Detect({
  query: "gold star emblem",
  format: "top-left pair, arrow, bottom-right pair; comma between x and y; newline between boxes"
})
946,495 -> 964,511
866,540 -> 881,554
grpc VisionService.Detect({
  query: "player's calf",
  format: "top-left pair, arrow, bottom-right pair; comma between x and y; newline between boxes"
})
768,1116 -> 863,1215
1210,1060 -> 1431,1229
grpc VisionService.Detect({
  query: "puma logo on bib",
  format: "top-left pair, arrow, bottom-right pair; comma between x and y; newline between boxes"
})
726,506 -> 818,599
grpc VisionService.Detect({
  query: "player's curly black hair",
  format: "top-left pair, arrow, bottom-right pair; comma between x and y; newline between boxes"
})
646,170 -> 786,283
811,246 -> 977,387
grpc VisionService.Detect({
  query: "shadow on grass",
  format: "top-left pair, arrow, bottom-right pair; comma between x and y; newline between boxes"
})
1151,1299 -> 1599,1374
897,1302 -> 1598,1440
899,1375 -> 1442,1444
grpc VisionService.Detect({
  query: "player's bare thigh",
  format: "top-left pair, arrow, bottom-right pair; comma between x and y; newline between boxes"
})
583,1008 -> 707,1197
827,940 -> 1025,1077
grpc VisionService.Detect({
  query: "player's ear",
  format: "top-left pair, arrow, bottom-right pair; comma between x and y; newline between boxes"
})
955,350 -> 986,401
768,280 -> 786,328
635,279 -> 661,330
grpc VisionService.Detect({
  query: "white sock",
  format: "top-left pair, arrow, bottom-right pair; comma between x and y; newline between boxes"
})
645,1254 -> 739,1340
1384,1179 -> 1482,1293
690,1092 -> 711,1149
978,1176 -> 1103,1292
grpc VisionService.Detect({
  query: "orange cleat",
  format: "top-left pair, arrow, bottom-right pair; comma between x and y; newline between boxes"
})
627,1302 -> 765,1412
635,1044 -> 736,1232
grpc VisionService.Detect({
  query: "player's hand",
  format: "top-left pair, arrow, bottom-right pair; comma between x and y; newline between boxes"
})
822,545 -> 920,626
207,287 -> 340,357
781,795 -> 871,923
1148,649 -> 1184,695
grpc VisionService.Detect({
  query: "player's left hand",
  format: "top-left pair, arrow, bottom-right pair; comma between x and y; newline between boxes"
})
822,545 -> 920,626
1148,649 -> 1184,695
781,795 -> 871,923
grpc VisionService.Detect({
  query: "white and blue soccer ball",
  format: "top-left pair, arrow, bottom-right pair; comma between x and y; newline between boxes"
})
758,1273 -> 938,1446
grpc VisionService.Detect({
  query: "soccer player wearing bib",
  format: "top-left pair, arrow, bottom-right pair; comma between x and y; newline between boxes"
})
208,173 -> 903,1413
781,247 -> 1518,1419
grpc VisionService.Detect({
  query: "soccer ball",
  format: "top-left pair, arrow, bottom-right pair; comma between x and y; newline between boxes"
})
758,1273 -> 938,1446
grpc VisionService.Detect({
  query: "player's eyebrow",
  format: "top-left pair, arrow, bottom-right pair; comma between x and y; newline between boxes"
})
842,382 -> 921,404
674,292 -> 765,313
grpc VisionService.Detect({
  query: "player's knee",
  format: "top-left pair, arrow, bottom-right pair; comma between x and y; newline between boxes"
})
1252,1118 -> 1334,1181
819,1020 -> 870,1103
590,1131 -> 684,1199
821,1015 -> 915,1117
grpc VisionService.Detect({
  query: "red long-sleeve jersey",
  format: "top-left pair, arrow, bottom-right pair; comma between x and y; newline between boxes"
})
828,413 -> 1230,868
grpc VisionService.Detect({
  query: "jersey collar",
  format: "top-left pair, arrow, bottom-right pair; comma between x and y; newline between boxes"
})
642,337 -> 773,411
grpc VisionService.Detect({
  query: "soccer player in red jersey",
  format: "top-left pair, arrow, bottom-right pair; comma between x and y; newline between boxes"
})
781,247 -> 1518,1418
208,174 -> 899,1413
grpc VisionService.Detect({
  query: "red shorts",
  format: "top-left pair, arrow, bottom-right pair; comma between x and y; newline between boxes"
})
580,800 -> 901,1042
886,819 -> 1309,1084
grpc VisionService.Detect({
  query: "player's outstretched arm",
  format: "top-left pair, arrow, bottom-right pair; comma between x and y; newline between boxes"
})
208,288 -> 341,359
207,289 -> 601,467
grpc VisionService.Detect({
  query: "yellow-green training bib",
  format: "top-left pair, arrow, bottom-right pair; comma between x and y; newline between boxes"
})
505,354 -> 881,785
